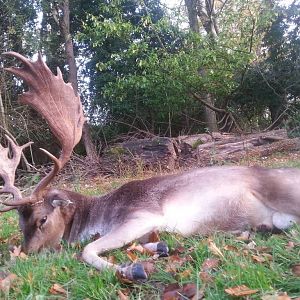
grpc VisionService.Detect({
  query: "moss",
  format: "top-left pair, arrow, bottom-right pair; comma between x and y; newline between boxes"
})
191,139 -> 204,149
106,146 -> 127,156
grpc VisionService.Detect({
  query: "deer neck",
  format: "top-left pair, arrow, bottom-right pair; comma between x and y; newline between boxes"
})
63,193 -> 109,243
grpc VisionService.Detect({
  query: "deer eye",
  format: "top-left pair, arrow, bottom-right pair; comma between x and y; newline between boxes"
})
39,216 -> 47,228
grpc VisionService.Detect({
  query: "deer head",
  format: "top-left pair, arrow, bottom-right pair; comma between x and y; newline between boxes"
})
0,52 -> 85,252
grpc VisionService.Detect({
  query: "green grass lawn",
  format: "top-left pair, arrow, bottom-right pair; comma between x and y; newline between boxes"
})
1,155 -> 300,299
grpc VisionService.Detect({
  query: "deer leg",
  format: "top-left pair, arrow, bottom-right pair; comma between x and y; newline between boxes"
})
142,241 -> 169,257
272,212 -> 300,230
137,231 -> 169,257
81,213 -> 163,281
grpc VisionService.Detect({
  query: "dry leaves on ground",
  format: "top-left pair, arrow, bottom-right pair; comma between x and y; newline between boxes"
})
165,254 -> 191,273
117,289 -> 130,300
251,253 -> 273,263
9,245 -> 28,261
126,250 -> 138,263
207,239 -> 224,258
291,263 -> 300,277
285,241 -> 295,250
201,258 -> 220,271
147,231 -> 160,243
235,231 -> 251,241
224,285 -> 258,297
0,273 -> 18,294
223,244 -> 238,252
163,283 -> 204,300
126,242 -> 156,260
199,258 -> 220,284
49,283 -> 67,296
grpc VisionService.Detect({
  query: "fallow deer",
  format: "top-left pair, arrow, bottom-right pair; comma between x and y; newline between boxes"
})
1,52 -> 300,281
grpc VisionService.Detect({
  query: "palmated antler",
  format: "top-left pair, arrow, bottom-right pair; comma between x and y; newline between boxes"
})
1,52 -> 85,206
0,135 -> 32,211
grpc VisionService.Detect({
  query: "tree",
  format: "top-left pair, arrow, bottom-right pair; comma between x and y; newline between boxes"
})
0,0 -> 38,138
232,1 -> 300,131
183,0 -> 275,132
184,0 -> 222,132
79,0 -> 191,136
40,0 -> 98,161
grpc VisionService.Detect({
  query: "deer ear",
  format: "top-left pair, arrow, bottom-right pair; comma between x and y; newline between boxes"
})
51,199 -> 73,208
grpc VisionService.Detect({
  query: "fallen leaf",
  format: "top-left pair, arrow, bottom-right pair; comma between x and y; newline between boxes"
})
9,245 -> 28,261
252,254 -> 266,263
118,290 -> 129,300
126,251 -> 138,263
252,253 -> 273,263
172,245 -> 186,255
201,258 -> 220,271
163,283 -> 201,300
49,283 -> 67,296
148,231 -> 160,243
292,264 -> 300,277
199,271 -> 214,283
178,269 -> 192,279
236,231 -> 251,241
127,243 -> 145,253
285,241 -> 295,250
256,246 -> 272,253
223,245 -> 238,252
127,243 -> 154,256
262,253 -> 273,261
165,255 -> 187,273
0,273 -> 18,294
207,239 -> 224,258
224,285 -> 258,297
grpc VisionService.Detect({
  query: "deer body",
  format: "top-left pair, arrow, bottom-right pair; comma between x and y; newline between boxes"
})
1,52 -> 300,281
16,165 -> 300,277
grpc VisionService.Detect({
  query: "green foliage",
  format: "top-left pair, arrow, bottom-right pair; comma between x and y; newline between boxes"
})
233,1 -> 300,129
1,0 -> 300,153
79,0 -> 277,137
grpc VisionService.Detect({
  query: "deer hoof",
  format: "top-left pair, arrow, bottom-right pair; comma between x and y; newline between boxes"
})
118,263 -> 148,282
143,241 -> 169,257
156,241 -> 169,257
256,224 -> 282,234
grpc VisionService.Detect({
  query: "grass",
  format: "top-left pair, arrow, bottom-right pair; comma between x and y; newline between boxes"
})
1,153 -> 300,299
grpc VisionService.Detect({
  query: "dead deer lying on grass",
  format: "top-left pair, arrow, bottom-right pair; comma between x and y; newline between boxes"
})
1,52 -> 300,281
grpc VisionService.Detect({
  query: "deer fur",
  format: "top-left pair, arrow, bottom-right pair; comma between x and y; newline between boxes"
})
17,165 -> 300,278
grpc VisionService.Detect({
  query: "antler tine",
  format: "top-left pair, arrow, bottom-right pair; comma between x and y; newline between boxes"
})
0,135 -> 32,206
0,206 -> 17,212
3,52 -> 85,202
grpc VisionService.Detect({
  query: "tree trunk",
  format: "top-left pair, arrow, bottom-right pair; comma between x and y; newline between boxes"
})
203,94 -> 218,132
0,92 -> 7,131
184,0 -> 219,132
52,0 -> 98,162
184,0 -> 200,32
